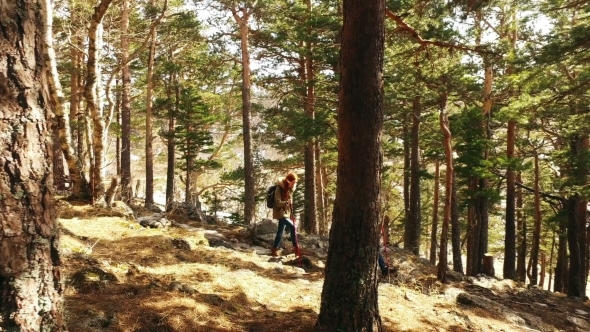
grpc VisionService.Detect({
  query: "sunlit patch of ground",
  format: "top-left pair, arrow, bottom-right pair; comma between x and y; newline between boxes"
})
58,201 -> 590,332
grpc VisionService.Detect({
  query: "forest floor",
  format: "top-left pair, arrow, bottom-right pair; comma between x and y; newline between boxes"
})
56,199 -> 590,332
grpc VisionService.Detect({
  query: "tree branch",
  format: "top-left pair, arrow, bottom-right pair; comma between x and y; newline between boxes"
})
385,8 -> 494,55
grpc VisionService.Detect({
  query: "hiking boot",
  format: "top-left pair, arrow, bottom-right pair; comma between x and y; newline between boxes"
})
271,247 -> 279,257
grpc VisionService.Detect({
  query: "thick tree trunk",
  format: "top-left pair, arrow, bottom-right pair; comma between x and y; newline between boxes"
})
430,160 -> 440,265
504,119 -> 517,279
567,195 -> 583,297
318,0 -> 385,330
554,218 -> 567,292
405,96 -> 421,255
0,0 -> 66,329
120,0 -> 132,203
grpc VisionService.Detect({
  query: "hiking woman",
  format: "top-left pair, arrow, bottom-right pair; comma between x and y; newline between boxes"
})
271,172 -> 299,257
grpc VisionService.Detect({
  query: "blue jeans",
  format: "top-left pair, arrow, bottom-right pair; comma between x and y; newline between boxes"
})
378,253 -> 387,270
273,217 -> 297,248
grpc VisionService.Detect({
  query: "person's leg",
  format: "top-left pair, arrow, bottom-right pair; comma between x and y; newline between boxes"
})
283,218 -> 298,247
378,253 -> 387,271
273,218 -> 288,248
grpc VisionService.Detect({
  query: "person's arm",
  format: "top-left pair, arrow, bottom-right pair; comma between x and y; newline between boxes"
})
274,185 -> 289,207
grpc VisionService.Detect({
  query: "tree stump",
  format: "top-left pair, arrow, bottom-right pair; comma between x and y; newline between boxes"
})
483,254 -> 495,277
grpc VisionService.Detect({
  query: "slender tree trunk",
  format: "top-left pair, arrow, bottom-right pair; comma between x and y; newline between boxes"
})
165,73 -> 177,210
318,0 -> 385,329
120,0 -> 132,203
549,234 -> 556,290
316,141 -> 326,235
430,160 -> 440,265
403,112 -> 410,232
531,153 -> 542,286
0,0 -> 66,328
577,137 -> 588,294
231,7 -> 256,225
84,0 -> 114,205
516,171 -> 527,282
43,0 -> 89,200
144,0 -> 157,207
438,97 -> 453,283
405,96 -> 421,255
451,171 -> 463,273
115,78 -> 121,176
468,179 -> 480,276
504,119 -> 517,279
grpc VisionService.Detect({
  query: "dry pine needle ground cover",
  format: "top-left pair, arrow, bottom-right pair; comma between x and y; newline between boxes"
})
57,200 -> 590,332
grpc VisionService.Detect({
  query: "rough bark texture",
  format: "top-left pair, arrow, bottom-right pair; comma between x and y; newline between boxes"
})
317,0 -> 385,330
504,119 -> 516,280
0,0 -> 66,329
567,195 -> 582,297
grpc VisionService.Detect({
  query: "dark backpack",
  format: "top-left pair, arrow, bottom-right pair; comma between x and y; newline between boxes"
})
266,185 -> 277,208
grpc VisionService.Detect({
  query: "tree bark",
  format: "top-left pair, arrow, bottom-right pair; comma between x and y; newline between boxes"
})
504,119 -> 517,279
165,73 -> 177,210
531,153 -> 542,286
438,98 -> 453,283
229,6 -> 256,225
318,0 -> 385,330
516,171 -> 527,282
84,0 -> 114,205
301,0 -> 318,234
315,141 -> 326,235
554,217 -> 567,292
144,0 -> 157,207
43,0 -> 89,200
405,96 -> 421,255
403,112 -> 410,242
0,0 -> 66,329
451,171 -> 463,273
430,160 -> 440,265
120,0 -> 132,203
567,195 -> 583,297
